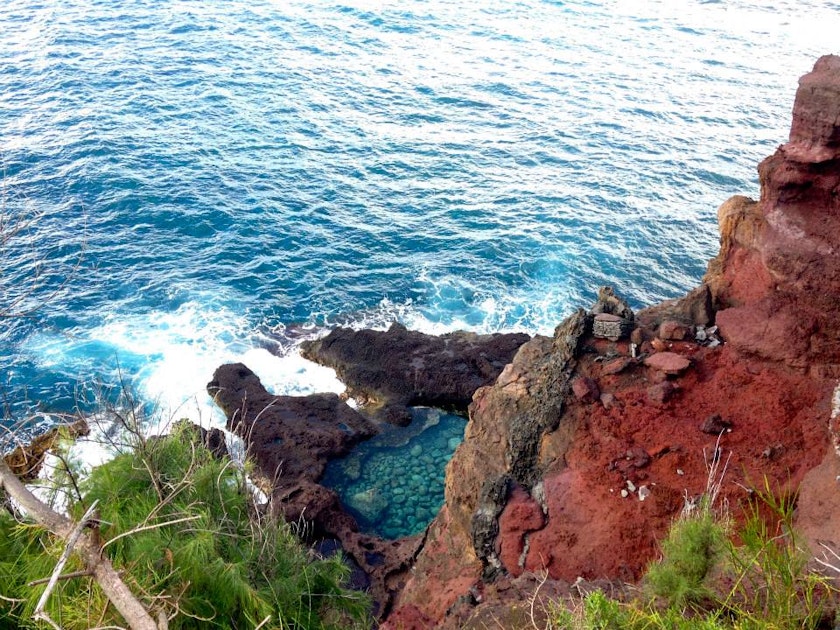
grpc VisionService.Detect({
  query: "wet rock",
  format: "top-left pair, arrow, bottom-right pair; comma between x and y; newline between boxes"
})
207,363 -> 377,489
643,352 -> 691,375
301,324 -> 529,425
348,487 -> 388,522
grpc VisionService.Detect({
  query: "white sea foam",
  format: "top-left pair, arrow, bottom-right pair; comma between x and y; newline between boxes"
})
23,299 -> 346,432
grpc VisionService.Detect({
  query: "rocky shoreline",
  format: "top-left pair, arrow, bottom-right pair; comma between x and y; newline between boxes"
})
207,56 -> 840,627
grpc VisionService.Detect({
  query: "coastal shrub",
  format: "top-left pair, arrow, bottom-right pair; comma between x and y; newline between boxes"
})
645,503 -> 726,609
544,475 -> 837,629
0,423 -> 371,629
720,480 -> 833,629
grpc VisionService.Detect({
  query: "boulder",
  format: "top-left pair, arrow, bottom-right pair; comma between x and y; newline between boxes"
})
207,363 -> 377,487
658,320 -> 690,341
643,352 -> 691,375
572,376 -> 600,402
637,284 -> 715,330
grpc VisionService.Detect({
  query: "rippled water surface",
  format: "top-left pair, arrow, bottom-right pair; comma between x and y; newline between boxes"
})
1,0 -> 839,425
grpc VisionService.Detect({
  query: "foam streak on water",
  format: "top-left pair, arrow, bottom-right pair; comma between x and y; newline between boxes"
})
1,0 -> 838,426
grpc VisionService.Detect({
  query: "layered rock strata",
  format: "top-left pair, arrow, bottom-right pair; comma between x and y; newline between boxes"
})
706,54 -> 840,375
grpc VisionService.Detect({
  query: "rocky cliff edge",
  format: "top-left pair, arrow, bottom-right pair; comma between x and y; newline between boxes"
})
384,55 -> 840,628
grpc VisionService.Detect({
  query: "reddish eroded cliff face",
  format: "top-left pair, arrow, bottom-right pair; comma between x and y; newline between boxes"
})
707,55 -> 840,375
389,334 -> 833,627
385,57 -> 840,628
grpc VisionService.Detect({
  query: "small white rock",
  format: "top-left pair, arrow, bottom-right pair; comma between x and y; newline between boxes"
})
638,486 -> 651,501
626,480 -> 636,493
677,468 -> 684,476
620,489 -> 629,498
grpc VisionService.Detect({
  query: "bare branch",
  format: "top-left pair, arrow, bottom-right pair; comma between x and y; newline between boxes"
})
33,500 -> 100,629
101,515 -> 202,552
0,458 -> 161,630
28,569 -> 94,587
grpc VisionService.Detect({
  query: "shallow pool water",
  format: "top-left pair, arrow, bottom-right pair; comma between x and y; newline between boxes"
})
320,408 -> 465,539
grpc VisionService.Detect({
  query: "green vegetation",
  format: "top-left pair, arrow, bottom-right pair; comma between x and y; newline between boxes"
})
0,423 -> 371,629
548,589 -> 727,629
720,480 -> 830,629
546,480 -> 836,630
645,504 -> 726,609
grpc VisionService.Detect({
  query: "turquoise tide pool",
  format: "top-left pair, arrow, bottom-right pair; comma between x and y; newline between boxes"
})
321,408 -> 464,538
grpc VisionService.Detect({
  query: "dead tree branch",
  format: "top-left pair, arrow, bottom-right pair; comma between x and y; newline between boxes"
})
0,457 -> 161,630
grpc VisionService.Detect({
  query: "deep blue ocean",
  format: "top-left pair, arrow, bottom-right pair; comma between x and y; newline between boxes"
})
1,0 -> 838,431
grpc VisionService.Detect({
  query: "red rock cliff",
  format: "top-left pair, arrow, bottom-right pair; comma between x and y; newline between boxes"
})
708,55 -> 840,375
384,56 -> 840,628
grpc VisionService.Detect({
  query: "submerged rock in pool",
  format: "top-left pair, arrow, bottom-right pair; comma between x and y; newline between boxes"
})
348,487 -> 388,521
322,408 -> 465,539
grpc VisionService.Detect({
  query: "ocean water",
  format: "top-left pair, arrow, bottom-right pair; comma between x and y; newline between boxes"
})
1,0 -> 839,432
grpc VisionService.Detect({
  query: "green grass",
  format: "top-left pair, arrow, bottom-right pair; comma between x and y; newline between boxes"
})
719,480 -> 831,629
548,590 -> 728,630
0,422 -> 371,629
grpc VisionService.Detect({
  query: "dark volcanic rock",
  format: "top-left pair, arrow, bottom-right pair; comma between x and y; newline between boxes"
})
300,323 -> 529,425
207,363 -> 377,487
207,363 -> 421,618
